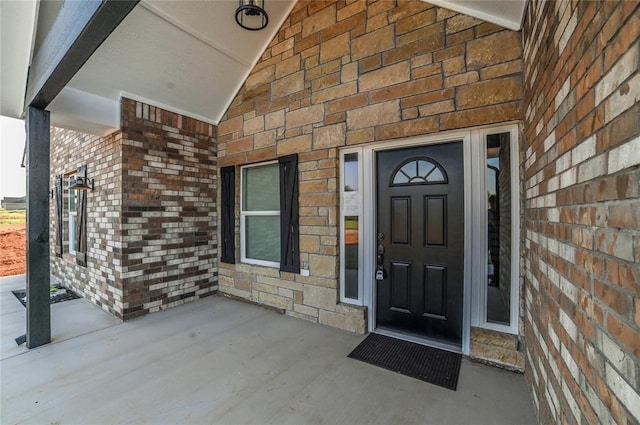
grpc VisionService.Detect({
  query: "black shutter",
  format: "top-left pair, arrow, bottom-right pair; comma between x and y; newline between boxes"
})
54,174 -> 63,257
279,154 -> 300,273
220,166 -> 236,264
75,165 -> 88,267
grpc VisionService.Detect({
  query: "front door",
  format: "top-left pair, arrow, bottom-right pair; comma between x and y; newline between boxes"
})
376,142 -> 464,346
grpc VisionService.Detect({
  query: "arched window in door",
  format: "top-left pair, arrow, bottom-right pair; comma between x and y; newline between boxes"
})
390,157 -> 448,186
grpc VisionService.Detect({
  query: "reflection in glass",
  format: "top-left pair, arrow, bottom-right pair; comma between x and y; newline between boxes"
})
486,133 -> 511,325
344,216 -> 359,299
391,159 -> 446,185
243,163 -> 279,211
428,168 -> 444,181
246,216 -> 280,262
344,153 -> 359,300
67,175 -> 78,254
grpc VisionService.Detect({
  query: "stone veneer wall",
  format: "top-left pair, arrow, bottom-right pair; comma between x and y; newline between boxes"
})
216,0 -> 524,335
50,98 -> 219,320
522,1 -> 639,423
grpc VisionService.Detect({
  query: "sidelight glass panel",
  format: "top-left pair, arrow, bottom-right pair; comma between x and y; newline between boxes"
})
342,152 -> 361,302
486,132 -> 512,325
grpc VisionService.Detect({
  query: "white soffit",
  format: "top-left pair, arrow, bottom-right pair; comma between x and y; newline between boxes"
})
48,87 -> 120,137
50,0 -> 296,134
427,0 -> 527,31
0,0 -> 37,118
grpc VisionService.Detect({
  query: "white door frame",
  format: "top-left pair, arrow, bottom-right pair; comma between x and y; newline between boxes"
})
339,122 -> 520,356
360,130 -> 471,354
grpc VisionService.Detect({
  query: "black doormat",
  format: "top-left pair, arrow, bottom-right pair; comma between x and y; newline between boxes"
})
348,333 -> 462,390
12,286 -> 80,307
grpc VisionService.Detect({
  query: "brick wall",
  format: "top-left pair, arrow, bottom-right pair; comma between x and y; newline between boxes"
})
119,98 -> 218,319
50,128 -> 124,317
51,98 -> 219,320
522,1 -> 639,423
217,0 -> 524,335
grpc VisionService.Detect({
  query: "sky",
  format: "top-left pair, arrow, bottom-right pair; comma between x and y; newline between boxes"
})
0,115 -> 27,198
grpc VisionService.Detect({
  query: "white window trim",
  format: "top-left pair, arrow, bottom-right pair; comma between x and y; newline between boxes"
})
240,161 -> 280,269
338,122 -> 521,356
471,125 -> 521,335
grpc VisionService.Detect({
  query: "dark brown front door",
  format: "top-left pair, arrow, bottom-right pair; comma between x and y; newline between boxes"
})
376,142 -> 464,346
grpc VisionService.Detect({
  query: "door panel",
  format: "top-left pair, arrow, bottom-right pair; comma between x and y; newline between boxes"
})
423,265 -> 446,318
390,261 -> 411,312
391,197 -> 411,245
424,195 -> 446,247
376,142 -> 464,346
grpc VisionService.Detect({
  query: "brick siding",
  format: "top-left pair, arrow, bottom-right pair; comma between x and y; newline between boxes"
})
50,128 -> 124,317
522,1 -> 640,423
50,98 -> 218,320
217,0 -> 525,337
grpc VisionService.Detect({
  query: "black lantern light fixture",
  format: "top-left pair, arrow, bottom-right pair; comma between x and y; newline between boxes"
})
235,0 -> 268,31
69,176 -> 94,191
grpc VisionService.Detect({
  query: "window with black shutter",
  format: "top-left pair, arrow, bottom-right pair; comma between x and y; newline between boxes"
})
238,155 -> 300,272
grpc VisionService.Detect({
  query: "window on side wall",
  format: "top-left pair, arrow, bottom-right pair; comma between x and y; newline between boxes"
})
67,173 -> 78,255
241,162 -> 281,267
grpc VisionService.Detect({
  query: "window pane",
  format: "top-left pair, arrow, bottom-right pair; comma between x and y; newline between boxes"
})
486,132 -> 511,325
69,214 -> 77,253
393,173 -> 409,184
418,160 -> 433,178
246,215 -> 280,262
426,167 -> 444,182
68,176 -> 77,211
344,216 -> 359,299
400,162 -> 416,178
391,159 -> 445,185
344,153 -> 359,192
243,164 -> 279,211
342,153 -> 360,302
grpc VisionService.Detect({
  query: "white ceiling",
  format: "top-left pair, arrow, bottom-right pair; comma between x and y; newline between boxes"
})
49,0 -> 297,135
1,0 -> 527,136
0,0 -> 38,118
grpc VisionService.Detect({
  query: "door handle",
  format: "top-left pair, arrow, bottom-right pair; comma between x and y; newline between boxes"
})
376,233 -> 385,280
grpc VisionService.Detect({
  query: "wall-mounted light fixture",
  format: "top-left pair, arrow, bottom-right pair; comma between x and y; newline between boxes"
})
69,176 -> 94,191
235,0 -> 268,31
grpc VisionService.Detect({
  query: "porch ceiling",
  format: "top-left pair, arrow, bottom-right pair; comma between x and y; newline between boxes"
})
47,0 -> 298,136
1,0 -> 526,136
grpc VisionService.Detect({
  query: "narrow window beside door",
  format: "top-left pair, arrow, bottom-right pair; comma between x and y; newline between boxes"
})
485,132 -> 512,326
340,151 -> 363,305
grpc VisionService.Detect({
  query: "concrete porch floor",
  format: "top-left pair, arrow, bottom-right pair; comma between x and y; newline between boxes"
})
1,275 -> 536,424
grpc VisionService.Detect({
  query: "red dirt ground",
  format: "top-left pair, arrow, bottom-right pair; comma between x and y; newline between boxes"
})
0,225 -> 26,277
0,227 -> 356,277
